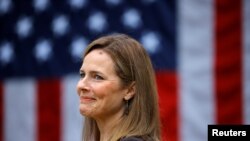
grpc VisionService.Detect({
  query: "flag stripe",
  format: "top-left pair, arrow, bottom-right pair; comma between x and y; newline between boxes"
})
178,0 -> 215,141
215,0 -> 243,124
0,83 -> 3,141
156,72 -> 178,141
62,75 -> 83,141
37,79 -> 61,141
4,79 -> 36,141
243,0 -> 250,124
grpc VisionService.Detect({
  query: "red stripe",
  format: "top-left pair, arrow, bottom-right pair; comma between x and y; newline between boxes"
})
37,79 -> 61,141
0,82 -> 3,141
156,72 -> 178,141
215,0 -> 243,124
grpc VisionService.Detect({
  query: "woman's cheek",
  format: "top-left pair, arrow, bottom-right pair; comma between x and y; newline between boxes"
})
91,85 -> 109,98
79,102 -> 98,116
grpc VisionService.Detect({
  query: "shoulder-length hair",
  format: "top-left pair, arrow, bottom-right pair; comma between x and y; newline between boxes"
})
81,33 -> 161,141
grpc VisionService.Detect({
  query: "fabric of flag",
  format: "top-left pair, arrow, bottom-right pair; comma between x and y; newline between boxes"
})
0,0 -> 250,141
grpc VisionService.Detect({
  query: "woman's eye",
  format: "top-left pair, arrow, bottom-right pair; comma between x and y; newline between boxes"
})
80,73 -> 85,78
94,75 -> 103,80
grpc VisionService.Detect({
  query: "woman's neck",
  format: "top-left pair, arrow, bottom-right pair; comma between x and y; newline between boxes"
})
96,111 -> 124,141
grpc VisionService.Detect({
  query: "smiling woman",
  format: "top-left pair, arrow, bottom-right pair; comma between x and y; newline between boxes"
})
76,33 -> 161,141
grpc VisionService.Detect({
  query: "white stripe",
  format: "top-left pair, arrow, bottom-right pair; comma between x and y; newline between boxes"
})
178,0 -> 215,141
62,75 -> 83,141
4,79 -> 36,141
243,0 -> 250,124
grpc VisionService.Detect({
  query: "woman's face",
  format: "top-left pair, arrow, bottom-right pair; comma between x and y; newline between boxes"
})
77,49 -> 127,120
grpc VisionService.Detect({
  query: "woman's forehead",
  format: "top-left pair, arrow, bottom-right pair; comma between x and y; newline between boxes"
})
82,49 -> 115,72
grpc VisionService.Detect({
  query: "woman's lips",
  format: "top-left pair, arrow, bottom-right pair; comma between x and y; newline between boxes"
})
80,96 -> 96,103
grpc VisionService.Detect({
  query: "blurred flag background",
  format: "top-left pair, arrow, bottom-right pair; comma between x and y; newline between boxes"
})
0,0 -> 249,141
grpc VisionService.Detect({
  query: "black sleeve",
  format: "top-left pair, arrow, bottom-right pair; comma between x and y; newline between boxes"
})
120,136 -> 145,141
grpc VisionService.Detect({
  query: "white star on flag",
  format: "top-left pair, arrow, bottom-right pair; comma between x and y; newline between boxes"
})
70,37 -> 88,62
141,31 -> 160,54
52,15 -> 70,37
33,0 -> 49,12
122,8 -> 142,29
0,42 -> 14,65
87,12 -> 107,33
34,39 -> 52,62
68,0 -> 87,9
0,0 -> 12,14
15,16 -> 33,38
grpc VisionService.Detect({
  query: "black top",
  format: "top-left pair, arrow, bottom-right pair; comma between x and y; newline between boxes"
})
120,136 -> 145,141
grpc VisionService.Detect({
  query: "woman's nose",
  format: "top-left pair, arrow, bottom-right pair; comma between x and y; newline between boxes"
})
76,77 -> 90,95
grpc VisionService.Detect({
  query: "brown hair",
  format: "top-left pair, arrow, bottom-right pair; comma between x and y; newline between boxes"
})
81,33 -> 161,141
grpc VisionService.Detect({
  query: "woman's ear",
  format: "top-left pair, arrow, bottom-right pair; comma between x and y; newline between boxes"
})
124,82 -> 136,100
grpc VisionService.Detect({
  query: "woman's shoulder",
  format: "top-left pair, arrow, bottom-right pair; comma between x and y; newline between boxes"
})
119,136 -> 146,141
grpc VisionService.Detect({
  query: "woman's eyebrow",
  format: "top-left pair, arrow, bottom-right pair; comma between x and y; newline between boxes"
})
79,69 -> 104,75
89,70 -> 104,75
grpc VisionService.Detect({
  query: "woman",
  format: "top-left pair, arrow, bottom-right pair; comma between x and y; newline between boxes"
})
76,33 -> 161,141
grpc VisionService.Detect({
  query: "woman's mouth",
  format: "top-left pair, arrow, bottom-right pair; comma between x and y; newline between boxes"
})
80,96 -> 96,103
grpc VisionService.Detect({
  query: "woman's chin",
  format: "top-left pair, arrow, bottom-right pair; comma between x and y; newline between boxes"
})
79,104 -> 93,117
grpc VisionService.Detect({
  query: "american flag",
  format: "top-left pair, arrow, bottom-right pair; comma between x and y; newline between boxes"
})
0,0 -> 249,141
